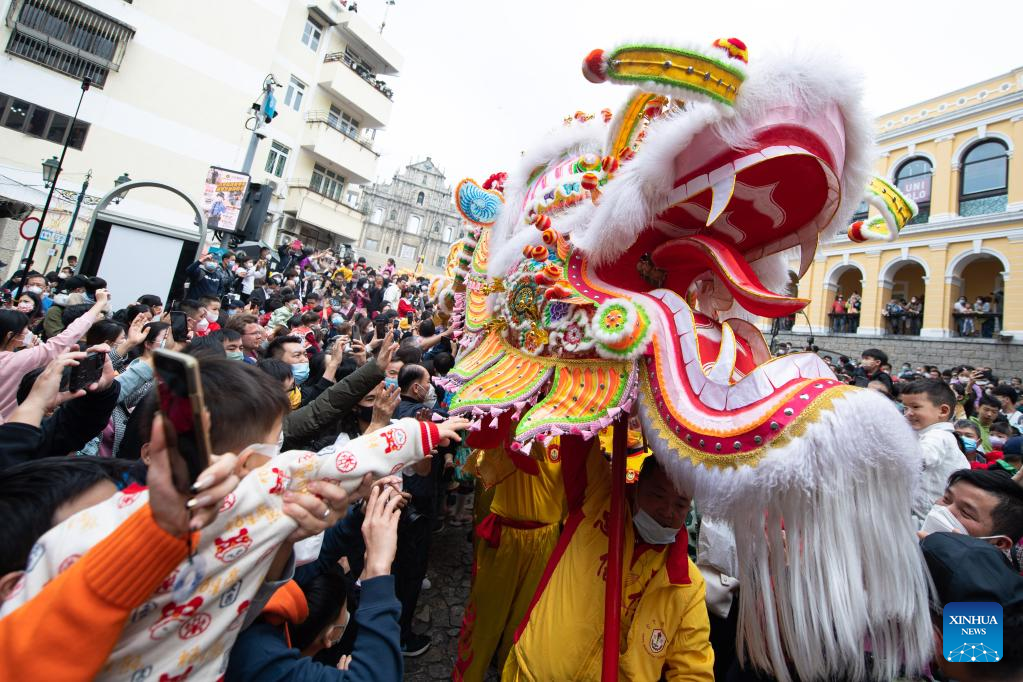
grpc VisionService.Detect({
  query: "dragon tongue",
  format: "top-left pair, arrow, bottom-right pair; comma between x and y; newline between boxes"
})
651,234 -> 809,318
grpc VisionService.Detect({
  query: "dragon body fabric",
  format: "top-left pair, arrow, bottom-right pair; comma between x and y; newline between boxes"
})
442,39 -> 930,681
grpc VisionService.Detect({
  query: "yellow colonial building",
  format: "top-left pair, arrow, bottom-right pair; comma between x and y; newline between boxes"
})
791,66 -> 1023,356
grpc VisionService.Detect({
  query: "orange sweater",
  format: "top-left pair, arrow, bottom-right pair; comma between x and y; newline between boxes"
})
0,505 -> 190,679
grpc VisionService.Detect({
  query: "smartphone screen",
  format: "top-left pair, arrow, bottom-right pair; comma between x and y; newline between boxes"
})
154,349 -> 212,493
66,352 -> 106,392
169,311 -> 189,343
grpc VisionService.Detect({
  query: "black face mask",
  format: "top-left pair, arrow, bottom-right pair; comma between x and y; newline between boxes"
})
357,405 -> 374,423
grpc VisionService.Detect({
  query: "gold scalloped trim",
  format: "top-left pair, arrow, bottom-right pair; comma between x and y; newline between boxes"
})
639,367 -> 858,469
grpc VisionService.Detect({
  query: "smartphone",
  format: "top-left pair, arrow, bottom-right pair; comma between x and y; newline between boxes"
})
169,311 -> 189,342
153,349 -> 212,493
60,352 -> 106,392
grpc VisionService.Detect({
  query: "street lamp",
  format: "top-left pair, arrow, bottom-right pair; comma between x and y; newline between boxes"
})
41,157 -> 60,188
112,172 -> 131,204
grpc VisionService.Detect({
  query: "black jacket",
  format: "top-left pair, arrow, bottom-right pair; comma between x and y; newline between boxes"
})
0,383 -> 120,470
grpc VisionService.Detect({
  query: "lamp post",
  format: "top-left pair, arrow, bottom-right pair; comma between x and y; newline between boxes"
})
17,77 -> 90,297
57,170 -> 94,271
111,172 -> 131,204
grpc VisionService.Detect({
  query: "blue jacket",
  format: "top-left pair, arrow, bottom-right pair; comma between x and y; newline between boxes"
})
224,575 -> 403,682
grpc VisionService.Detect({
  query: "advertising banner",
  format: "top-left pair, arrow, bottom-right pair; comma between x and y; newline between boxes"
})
200,166 -> 250,233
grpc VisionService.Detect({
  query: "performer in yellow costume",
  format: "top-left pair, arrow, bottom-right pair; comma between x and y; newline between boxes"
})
502,438 -> 713,681
453,443 -> 564,681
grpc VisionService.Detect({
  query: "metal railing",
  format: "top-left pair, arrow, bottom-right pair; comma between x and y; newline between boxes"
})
323,51 -> 394,100
304,112 -> 378,155
880,308 -> 923,336
5,0 -> 135,88
827,313 -> 860,334
952,312 -> 1001,339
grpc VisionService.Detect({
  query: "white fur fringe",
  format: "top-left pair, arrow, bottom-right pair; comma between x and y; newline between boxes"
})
644,388 -> 933,681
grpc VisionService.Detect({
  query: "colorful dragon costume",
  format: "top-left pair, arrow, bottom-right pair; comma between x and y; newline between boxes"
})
442,38 -> 929,681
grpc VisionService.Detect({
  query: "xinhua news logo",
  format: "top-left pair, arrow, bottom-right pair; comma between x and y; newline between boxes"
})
943,602 -> 1003,663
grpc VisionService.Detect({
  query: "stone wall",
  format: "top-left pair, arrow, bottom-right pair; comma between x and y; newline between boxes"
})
771,331 -> 1023,379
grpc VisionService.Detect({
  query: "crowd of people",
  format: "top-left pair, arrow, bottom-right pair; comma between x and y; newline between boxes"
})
0,240 -> 1020,681
827,291 -> 1005,339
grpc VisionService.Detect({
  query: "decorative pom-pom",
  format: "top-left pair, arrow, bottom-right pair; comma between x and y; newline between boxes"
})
582,48 -> 608,83
712,37 -> 748,64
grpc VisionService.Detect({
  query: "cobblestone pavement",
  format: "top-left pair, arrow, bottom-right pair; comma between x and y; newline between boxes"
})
403,520 -> 503,681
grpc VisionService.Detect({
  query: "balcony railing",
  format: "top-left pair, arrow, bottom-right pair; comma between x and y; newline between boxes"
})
827,313 -> 860,334
323,51 -> 394,100
305,112 -> 377,154
952,312 -> 1001,339
880,307 -> 923,336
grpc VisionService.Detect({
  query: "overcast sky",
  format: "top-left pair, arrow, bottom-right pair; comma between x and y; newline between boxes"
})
356,0 -> 1022,189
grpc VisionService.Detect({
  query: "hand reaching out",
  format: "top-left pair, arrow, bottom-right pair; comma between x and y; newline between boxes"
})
436,416 -> 470,447
282,478 -> 351,543
361,482 -> 404,580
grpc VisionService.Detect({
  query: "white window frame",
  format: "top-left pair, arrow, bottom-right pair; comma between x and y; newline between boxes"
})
364,238 -> 379,251
311,164 -> 346,202
265,141 -> 290,178
284,76 -> 306,112
399,243 -> 417,260
302,17 -> 323,51
442,225 -> 453,242
406,214 -> 421,235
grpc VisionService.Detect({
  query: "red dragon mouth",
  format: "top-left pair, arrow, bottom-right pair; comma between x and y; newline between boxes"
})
568,113 -> 846,455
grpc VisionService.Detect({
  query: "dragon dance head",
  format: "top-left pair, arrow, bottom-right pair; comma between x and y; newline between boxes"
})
445,39 -> 930,681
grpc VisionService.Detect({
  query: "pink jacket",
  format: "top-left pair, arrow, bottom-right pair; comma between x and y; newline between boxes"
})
0,307 -> 98,422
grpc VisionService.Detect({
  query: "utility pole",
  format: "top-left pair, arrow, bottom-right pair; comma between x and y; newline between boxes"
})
17,77 -> 90,297
223,75 -> 279,250
242,75 -> 279,175
57,170 -> 90,270
379,0 -> 395,34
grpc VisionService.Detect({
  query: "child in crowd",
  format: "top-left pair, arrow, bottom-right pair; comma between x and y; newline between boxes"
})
1,357 -> 467,681
971,394 -> 1003,452
900,378 -> 970,527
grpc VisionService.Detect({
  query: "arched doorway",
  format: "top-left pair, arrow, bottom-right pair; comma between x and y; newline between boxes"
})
948,252 -> 1007,338
825,263 -> 864,333
882,261 -> 926,335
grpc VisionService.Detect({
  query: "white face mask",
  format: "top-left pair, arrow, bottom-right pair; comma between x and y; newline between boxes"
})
976,534 -> 1014,561
632,507 -> 681,545
195,317 -> 210,332
423,384 -> 437,409
26,286 -> 43,295
921,504 -> 968,535
206,310 -> 219,323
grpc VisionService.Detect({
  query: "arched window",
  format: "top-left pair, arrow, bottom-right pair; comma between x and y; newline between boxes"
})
960,140 -> 1008,217
442,225 -> 453,242
407,214 -> 421,234
389,209 -> 397,221
894,157 -> 932,224
370,207 -> 383,224
416,191 -> 425,206
850,200 -> 868,222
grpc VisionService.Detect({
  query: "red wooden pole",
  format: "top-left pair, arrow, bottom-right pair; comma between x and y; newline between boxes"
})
601,418 -> 628,682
